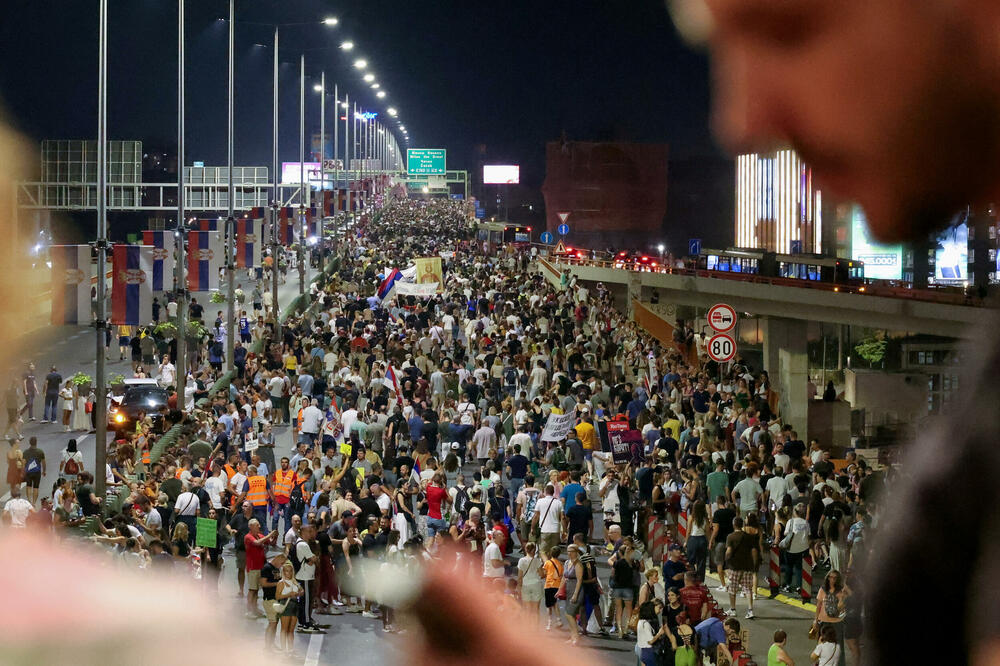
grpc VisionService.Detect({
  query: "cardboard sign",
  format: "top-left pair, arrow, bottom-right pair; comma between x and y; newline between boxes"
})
195,517 -> 217,548
541,409 -> 577,442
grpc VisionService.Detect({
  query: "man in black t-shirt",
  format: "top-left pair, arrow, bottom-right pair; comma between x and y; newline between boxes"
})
565,492 -> 593,543
710,497 -> 737,591
260,552 -> 287,649
227,502 -> 254,596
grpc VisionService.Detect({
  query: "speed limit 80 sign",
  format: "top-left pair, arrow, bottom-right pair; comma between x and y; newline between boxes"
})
707,333 -> 737,363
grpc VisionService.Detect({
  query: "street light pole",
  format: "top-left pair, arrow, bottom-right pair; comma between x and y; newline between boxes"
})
270,25 -> 279,322
333,83 -> 338,221
94,0 -> 109,496
225,0 -> 236,373
318,70 -> 324,255
344,93 -> 350,218
298,53 -> 306,295
175,0 -> 188,411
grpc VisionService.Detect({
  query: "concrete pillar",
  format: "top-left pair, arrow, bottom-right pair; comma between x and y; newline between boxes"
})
626,274 -> 641,319
761,317 -> 809,433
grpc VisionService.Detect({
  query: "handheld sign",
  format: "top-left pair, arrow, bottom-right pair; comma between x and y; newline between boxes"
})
195,517 -> 217,548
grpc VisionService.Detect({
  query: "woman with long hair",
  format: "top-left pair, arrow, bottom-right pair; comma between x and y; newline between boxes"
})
276,561 -> 302,654
634,601 -> 667,666
516,541 -> 544,618
685,500 -> 709,581
813,569 -> 849,666
807,489 -> 828,562
561,544 -> 585,645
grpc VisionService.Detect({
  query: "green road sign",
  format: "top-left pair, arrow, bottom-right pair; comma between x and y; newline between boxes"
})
407,148 -> 446,175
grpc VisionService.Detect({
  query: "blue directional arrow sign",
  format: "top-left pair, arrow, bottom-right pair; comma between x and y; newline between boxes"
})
557,223 -> 570,236
540,231 -> 554,244
688,238 -> 702,256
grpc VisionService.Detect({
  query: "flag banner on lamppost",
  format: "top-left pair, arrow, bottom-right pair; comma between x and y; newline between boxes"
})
50,245 -> 93,325
142,230 -> 175,292
111,244 -> 154,325
235,217 -> 262,269
307,207 -> 320,237
186,230 -> 224,291
279,206 -> 295,246
197,219 -> 219,232
249,208 -> 269,252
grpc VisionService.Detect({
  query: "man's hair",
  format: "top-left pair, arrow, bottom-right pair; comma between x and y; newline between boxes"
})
773,630 -> 787,643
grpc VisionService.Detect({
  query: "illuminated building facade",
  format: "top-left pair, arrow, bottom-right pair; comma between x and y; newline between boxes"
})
735,149 -> 822,254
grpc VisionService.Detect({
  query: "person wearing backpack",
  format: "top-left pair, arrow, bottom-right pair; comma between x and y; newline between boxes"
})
516,475 -> 541,546
780,503 -> 811,595
22,437 -> 45,505
60,439 -> 83,477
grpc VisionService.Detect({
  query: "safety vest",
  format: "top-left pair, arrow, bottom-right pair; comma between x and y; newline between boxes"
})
246,475 -> 268,506
224,464 -> 236,480
273,469 -> 294,499
175,469 -> 185,480
297,408 -> 304,432
142,448 -> 151,465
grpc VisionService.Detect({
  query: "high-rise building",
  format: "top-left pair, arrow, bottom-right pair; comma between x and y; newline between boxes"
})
735,149 -> 822,254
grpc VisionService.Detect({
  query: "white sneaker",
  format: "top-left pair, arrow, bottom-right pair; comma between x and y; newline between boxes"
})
546,620 -> 552,631
745,609 -> 755,619
724,608 -> 737,617
362,611 -> 378,619
331,599 -> 345,606
715,585 -> 727,592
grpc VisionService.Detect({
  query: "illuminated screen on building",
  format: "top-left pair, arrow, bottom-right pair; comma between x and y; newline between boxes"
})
851,206 -> 902,280
935,223 -> 969,282
483,165 -> 520,184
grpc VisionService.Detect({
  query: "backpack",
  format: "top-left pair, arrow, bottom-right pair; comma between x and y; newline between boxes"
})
64,456 -> 80,476
454,486 -> 470,519
289,481 -> 307,515
288,536 -> 302,574
504,368 -> 518,386
25,456 -> 41,475
523,490 -> 539,523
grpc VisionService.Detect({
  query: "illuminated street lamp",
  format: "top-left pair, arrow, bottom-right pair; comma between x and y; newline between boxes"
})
363,73 -> 375,82
322,16 -> 338,25
387,107 -> 398,117
353,58 -> 367,69
376,90 -> 386,98
340,40 -> 354,50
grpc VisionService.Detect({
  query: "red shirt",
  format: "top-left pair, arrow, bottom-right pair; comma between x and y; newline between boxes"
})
678,584 -> 709,623
244,532 -> 268,571
425,485 -> 447,520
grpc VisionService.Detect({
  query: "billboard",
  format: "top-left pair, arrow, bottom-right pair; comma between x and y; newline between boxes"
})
483,164 -> 520,184
935,223 -> 969,282
280,162 -> 331,190
850,206 -> 902,280
407,149 -> 446,175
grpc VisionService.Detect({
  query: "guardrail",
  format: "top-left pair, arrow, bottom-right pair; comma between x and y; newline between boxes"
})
548,256 -> 984,307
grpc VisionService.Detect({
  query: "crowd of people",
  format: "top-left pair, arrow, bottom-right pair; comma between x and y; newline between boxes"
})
2,197 -> 881,665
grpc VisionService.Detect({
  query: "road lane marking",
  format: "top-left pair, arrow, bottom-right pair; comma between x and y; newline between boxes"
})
304,633 -> 323,666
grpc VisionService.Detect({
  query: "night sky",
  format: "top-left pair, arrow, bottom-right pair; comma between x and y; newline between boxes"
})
0,0 -> 730,244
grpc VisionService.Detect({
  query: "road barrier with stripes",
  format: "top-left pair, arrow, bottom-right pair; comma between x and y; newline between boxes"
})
766,545 -> 781,592
801,551 -> 814,600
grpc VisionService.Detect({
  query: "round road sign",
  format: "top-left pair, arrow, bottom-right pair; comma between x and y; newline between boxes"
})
707,303 -> 738,333
540,231 -> 554,244
557,223 -> 570,236
707,333 -> 737,363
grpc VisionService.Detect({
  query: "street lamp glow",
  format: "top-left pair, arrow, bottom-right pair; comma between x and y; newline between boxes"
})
387,107 -> 398,117
371,83 -> 380,89
341,102 -> 348,109
353,59 -> 367,69
313,84 -> 323,92
422,186 -> 429,193
322,17 -> 339,25
363,73 -> 375,82
657,243 -> 665,253
340,41 -> 354,51
376,91 -> 386,98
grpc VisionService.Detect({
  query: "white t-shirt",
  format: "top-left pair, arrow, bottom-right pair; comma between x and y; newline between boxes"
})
813,642 -> 841,666
636,619 -> 657,649
375,493 -> 391,515
158,362 -> 176,386
174,491 -> 200,516
3,498 -> 33,527
483,541 -> 504,578
230,472 -> 247,496
517,555 -> 543,588
765,475 -> 788,509
533,496 -> 562,534
300,405 -> 324,434
295,539 -> 316,580
205,475 -> 225,509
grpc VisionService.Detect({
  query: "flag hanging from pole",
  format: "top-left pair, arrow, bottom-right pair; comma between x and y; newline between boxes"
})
186,230 -> 224,291
235,218 -> 262,269
50,245 -> 92,325
377,268 -> 402,300
196,219 -> 219,232
111,245 -> 153,325
385,364 -> 404,407
142,230 -> 175,292
279,206 -> 295,246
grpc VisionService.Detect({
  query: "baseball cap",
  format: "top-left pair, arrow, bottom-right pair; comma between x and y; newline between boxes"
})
341,510 -> 356,519
668,543 -> 683,551
451,442 -> 460,450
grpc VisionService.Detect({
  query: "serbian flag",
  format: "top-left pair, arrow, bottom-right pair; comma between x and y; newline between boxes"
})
377,268 -> 402,300
196,219 -> 219,232
323,406 -> 345,444
111,245 -> 153,325
385,364 -> 404,407
308,207 -> 321,237
142,230 -> 175,292
279,207 -> 295,246
235,218 -> 262,269
187,230 -> 224,291
50,245 -> 92,325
